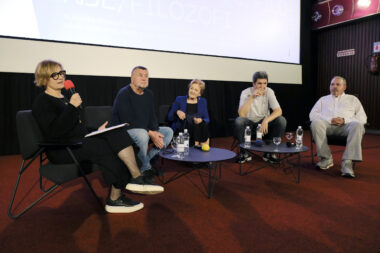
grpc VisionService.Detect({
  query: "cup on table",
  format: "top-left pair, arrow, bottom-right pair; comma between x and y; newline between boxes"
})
273,137 -> 281,152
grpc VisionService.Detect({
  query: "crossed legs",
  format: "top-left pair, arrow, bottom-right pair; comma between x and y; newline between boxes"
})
127,127 -> 173,173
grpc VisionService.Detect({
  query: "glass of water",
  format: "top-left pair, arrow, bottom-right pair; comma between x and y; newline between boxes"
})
273,137 -> 281,152
170,136 -> 179,158
170,136 -> 185,159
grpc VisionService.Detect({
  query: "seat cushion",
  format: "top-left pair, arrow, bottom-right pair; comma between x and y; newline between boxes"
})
326,135 -> 347,146
40,163 -> 82,185
40,162 -> 101,185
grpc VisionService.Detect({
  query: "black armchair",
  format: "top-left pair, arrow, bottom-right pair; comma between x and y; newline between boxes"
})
158,104 -> 171,126
8,107 -> 112,219
84,105 -> 112,131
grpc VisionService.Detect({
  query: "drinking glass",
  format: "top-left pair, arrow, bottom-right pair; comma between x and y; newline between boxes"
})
170,136 -> 179,158
273,137 -> 281,152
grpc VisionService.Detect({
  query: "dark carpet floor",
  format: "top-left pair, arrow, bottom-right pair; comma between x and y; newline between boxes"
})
1,131 -> 379,253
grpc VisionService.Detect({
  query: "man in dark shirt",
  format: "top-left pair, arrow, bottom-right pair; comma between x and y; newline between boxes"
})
111,66 -> 173,176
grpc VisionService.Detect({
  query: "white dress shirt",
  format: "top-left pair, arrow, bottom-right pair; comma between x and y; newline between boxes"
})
309,93 -> 367,124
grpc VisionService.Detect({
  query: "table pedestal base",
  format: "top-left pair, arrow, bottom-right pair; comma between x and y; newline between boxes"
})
240,151 -> 302,183
158,162 -> 222,198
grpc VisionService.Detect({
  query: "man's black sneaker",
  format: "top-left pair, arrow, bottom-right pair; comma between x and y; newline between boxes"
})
262,153 -> 280,164
142,169 -> 156,184
126,176 -> 164,195
105,195 -> 144,213
244,152 -> 252,162
236,154 -> 245,164
236,152 -> 252,164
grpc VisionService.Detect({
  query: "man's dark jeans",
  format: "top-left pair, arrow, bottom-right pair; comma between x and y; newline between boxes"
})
233,116 -> 287,144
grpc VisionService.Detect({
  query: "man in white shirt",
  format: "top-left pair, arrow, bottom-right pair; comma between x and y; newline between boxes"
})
309,76 -> 367,178
234,71 -> 287,163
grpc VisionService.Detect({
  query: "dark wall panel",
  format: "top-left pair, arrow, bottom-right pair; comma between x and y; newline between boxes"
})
0,73 -> 312,155
314,15 -> 380,129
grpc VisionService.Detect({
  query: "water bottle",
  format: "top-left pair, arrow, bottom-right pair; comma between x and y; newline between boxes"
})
177,132 -> 185,159
296,126 -> 303,149
256,124 -> 263,141
183,129 -> 190,156
244,126 -> 251,148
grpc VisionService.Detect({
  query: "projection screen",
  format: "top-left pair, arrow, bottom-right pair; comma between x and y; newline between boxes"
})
0,0 -> 302,84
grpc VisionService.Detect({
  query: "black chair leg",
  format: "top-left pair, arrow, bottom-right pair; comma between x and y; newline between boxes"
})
66,147 -> 104,211
8,159 -> 59,219
230,138 -> 238,151
310,133 -> 315,164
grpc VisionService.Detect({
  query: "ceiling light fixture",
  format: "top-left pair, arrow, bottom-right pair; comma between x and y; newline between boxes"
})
357,0 -> 371,8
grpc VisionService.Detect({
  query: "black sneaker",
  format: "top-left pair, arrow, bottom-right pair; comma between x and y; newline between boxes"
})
236,153 -> 246,164
244,152 -> 252,162
262,153 -> 280,164
236,152 -> 252,164
126,176 -> 164,195
142,169 -> 156,184
105,195 -> 144,213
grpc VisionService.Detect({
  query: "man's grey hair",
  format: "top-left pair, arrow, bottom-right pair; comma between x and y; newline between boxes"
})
331,76 -> 346,86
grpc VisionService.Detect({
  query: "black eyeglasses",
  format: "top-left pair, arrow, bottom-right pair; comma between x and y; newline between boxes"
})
50,70 -> 66,80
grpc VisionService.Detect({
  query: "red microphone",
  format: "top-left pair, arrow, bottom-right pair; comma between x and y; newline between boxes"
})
64,80 -> 76,94
64,80 -> 82,108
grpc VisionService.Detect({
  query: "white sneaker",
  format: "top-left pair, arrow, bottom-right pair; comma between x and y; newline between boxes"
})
341,160 -> 355,178
317,157 -> 334,170
105,195 -> 144,213
126,176 -> 164,195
